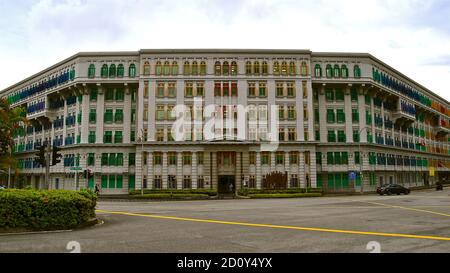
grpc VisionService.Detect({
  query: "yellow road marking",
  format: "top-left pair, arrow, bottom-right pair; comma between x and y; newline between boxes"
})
96,209 -> 450,242
297,206 -> 450,209
358,201 -> 450,218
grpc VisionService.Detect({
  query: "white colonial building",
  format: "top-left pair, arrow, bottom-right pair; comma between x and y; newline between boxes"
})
1,49 -> 449,194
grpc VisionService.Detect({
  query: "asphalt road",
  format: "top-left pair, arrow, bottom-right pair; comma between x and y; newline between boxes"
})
1,188 -> 450,253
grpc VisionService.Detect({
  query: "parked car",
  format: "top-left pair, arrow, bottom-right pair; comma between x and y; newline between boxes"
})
377,184 -> 410,195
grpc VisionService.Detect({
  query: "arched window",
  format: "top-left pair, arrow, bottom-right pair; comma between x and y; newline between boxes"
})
109,64 -> 116,78
354,65 -> 361,78
245,61 -> 252,75
262,61 -> 268,75
192,61 -> 199,75
314,64 -> 322,78
231,61 -> 238,75
172,61 -> 179,75
289,61 -> 296,75
254,61 -> 260,75
341,65 -> 348,78
101,64 -> 108,78
117,64 -> 124,78
214,61 -> 221,76
281,62 -> 288,76
333,65 -> 340,78
143,62 -> 150,75
184,61 -> 191,76
301,62 -> 308,76
222,61 -> 230,76
326,64 -> 333,78
128,64 -> 136,78
163,61 -> 170,76
155,61 -> 162,76
88,64 -> 96,78
273,61 -> 280,75
200,61 -> 206,75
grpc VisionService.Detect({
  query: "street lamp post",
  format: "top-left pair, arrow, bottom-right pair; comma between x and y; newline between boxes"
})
140,129 -> 145,196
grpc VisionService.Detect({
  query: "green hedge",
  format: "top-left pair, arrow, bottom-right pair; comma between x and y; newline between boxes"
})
129,189 -> 217,196
238,188 -> 323,196
0,189 -> 97,231
247,193 -> 322,199
131,193 -> 210,200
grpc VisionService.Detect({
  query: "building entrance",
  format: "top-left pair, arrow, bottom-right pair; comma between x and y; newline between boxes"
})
218,175 -> 235,194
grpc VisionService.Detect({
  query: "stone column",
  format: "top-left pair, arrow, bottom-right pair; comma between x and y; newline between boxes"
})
162,152 -> 168,189
344,86 -> 353,143
358,87 -> 367,143
306,80 -> 315,141
74,90 -> 81,144
192,152 -> 198,189
177,152 -> 183,189
270,152 -> 276,173
123,85 -> 131,143
319,85 -> 327,143
256,152 -> 262,189
81,86 -> 90,144
95,85 -> 105,144
148,80 -> 156,141
135,149 -> 143,190
285,151 -> 290,187
62,95 -> 68,144
137,80 -> 145,137
310,149 -> 317,188
296,80 -> 304,141
235,152 -> 242,190
211,152 -> 217,190
299,152 -> 306,188
147,151 -> 153,189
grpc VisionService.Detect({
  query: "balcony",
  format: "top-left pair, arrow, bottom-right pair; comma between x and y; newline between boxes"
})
434,119 -> 450,137
393,100 -> 416,126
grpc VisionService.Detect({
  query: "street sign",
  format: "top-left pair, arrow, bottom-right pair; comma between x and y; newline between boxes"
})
349,171 -> 356,181
71,167 -> 82,171
429,167 -> 435,177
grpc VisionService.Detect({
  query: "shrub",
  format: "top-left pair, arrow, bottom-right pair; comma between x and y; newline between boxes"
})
131,193 -> 209,200
238,188 -> 323,196
247,193 -> 322,199
129,189 -> 217,196
0,189 -> 97,231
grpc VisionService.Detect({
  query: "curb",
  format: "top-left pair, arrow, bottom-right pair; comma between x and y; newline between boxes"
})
0,218 -> 100,236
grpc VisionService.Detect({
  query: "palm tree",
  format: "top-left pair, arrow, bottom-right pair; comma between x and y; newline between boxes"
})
0,98 -> 27,185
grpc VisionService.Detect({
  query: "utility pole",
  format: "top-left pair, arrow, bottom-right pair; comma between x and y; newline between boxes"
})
46,142 -> 51,190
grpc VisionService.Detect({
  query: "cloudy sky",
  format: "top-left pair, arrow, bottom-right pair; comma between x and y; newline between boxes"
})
0,0 -> 449,100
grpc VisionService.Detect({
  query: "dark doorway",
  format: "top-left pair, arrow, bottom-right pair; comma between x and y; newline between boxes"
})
218,175 -> 235,194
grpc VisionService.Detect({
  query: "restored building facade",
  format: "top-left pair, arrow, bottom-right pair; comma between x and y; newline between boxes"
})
1,49 -> 449,194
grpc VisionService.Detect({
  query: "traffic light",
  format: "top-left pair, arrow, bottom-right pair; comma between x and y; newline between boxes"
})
51,145 -> 62,166
34,145 -> 46,167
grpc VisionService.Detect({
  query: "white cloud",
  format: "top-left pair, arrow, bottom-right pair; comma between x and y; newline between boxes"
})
0,0 -> 449,101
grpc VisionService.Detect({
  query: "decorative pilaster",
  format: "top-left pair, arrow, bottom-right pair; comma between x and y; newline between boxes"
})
256,152 -> 262,189
95,85 -> 104,144
123,85 -> 131,143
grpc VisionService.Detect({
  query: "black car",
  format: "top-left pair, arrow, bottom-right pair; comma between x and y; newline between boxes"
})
377,184 -> 410,195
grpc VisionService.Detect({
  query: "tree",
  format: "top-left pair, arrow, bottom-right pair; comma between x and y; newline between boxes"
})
0,98 -> 27,182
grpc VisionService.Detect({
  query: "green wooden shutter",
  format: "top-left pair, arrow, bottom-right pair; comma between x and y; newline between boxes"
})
317,174 -> 323,188
109,175 -> 116,189
116,176 -> 123,189
116,153 -> 123,166
101,175 -> 108,188
128,175 -> 136,189
88,177 -> 94,189
327,174 -> 334,188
